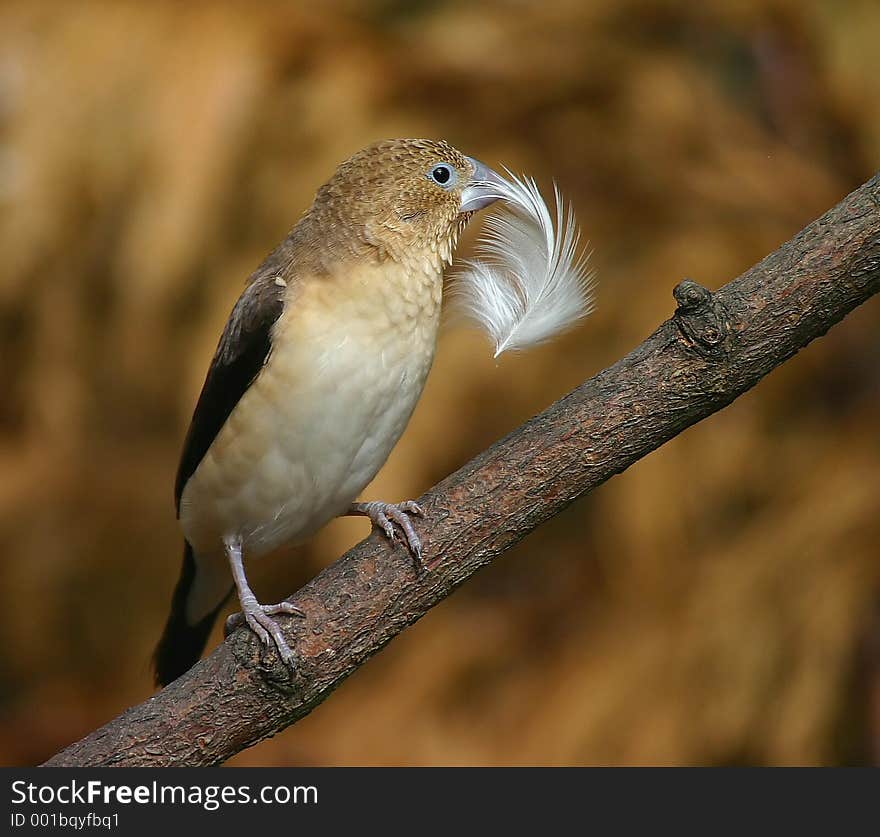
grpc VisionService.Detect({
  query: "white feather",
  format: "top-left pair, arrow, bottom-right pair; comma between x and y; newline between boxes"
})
453,171 -> 595,357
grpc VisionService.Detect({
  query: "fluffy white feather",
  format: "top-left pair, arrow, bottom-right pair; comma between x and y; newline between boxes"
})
454,171 -> 595,357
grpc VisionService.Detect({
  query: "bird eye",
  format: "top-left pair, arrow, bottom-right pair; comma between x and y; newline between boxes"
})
428,163 -> 456,188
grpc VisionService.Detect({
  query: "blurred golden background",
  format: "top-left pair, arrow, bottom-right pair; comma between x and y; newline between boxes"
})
1,0 -> 879,766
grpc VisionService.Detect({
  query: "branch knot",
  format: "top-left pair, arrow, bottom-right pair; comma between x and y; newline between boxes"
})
673,279 -> 730,360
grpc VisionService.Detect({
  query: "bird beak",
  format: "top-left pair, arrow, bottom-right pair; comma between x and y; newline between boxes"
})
460,157 -> 508,213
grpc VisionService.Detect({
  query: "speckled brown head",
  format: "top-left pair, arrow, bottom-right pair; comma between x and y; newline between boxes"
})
299,139 -> 506,267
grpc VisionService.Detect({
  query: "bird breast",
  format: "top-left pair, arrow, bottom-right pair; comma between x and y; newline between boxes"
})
179,257 -> 444,559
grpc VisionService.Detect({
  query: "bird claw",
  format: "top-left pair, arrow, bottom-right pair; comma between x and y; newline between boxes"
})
349,500 -> 426,570
224,601 -> 305,668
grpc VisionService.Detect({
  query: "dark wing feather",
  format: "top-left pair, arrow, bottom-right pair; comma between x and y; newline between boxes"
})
174,265 -> 287,512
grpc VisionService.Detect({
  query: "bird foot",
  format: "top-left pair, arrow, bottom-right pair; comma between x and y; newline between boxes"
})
224,600 -> 305,668
348,500 -> 426,568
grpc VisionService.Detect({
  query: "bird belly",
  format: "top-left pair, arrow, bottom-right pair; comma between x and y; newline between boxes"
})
178,275 -> 439,560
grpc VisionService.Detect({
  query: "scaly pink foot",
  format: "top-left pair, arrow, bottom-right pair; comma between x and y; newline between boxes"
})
347,500 -> 425,567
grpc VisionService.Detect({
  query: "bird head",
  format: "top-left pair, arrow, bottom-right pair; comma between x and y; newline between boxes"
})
306,139 -> 507,267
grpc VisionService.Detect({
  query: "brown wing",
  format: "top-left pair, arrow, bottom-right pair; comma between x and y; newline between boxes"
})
174,258 -> 289,513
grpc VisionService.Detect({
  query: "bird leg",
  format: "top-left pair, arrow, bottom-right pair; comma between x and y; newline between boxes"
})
223,534 -> 304,667
347,500 -> 425,565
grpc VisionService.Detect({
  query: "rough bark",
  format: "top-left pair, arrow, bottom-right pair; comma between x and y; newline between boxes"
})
44,172 -> 880,767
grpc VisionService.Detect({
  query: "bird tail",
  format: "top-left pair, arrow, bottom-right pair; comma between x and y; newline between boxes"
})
153,541 -> 230,687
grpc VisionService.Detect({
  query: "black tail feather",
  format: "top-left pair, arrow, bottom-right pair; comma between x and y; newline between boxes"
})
153,542 -> 229,687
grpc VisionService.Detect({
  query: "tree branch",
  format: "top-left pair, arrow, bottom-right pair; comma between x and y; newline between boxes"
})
44,173 -> 880,767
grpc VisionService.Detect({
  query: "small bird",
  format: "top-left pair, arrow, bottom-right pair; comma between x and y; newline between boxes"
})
154,139 -> 505,686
